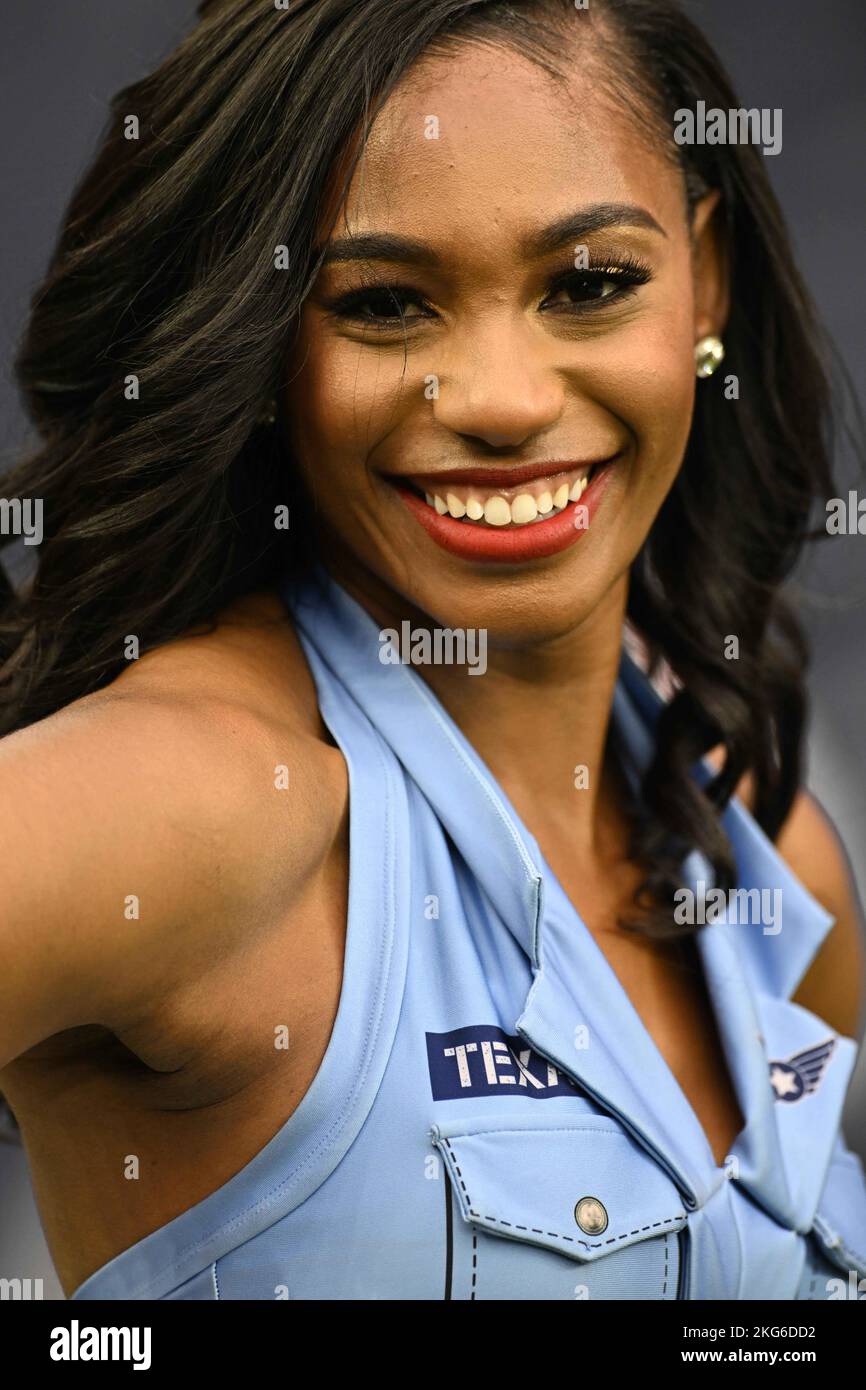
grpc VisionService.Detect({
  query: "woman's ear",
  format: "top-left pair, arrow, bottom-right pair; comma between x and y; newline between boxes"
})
690,188 -> 730,342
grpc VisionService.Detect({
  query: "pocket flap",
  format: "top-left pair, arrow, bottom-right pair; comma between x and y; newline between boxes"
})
810,1138 -> 866,1279
430,1113 -> 688,1263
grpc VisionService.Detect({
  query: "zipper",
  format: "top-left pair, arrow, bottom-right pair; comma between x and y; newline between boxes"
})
676,1226 -> 690,1300
443,1163 -> 454,1300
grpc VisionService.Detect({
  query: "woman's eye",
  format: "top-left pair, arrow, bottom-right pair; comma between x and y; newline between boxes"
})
542,268 -> 649,311
331,286 -> 430,327
328,261 -> 650,331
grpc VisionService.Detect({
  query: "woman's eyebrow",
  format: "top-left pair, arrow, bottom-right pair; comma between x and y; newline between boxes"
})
526,202 -> 667,256
318,202 -> 666,267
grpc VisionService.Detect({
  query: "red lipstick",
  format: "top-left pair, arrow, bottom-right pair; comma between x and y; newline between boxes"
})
392,460 -> 617,564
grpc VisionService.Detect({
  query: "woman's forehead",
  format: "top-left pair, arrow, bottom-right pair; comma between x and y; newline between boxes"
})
324,43 -> 683,251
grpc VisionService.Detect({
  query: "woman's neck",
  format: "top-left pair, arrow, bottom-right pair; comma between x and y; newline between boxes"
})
321,549 -> 631,859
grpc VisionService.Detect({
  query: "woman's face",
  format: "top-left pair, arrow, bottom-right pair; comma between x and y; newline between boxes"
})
282,39 -> 726,640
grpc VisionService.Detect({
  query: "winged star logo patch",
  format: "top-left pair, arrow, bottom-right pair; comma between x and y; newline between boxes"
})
768,1037 -> 836,1102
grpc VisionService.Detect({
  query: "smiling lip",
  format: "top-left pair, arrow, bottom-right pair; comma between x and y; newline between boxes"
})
396,459 -> 613,491
391,457 -> 618,564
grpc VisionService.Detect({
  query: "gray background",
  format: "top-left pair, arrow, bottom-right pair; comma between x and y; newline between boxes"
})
0,0 -> 863,1298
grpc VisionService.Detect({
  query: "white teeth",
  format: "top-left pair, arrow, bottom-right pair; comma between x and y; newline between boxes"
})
510,493 -> 539,525
483,496 -> 512,527
419,467 -> 594,527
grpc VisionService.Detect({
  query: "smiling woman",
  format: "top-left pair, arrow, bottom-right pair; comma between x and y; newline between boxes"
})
0,0 -> 864,1306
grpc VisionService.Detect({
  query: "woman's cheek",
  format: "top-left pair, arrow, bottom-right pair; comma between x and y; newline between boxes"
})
596,319 -> 697,497
289,337 -> 408,481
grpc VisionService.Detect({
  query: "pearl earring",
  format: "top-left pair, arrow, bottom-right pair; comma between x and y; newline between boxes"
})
695,336 -> 725,379
258,397 -> 278,426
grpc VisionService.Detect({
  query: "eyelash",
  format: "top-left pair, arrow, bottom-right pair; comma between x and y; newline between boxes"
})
325,254 -> 653,331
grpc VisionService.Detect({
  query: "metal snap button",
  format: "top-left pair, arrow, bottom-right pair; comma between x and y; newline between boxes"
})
574,1195 -> 608,1235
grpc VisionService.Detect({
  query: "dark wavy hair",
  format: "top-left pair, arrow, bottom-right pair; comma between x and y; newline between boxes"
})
0,0 -> 850,938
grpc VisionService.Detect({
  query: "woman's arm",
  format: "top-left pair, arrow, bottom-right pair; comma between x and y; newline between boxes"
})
0,684 -> 335,1072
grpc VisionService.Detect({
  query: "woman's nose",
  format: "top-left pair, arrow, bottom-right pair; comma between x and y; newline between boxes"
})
430,324 -> 566,449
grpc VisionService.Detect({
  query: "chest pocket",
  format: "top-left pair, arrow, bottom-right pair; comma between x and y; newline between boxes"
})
430,1112 -> 688,1300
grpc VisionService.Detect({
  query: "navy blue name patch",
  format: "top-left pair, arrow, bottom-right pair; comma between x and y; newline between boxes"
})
426,1024 -> 580,1100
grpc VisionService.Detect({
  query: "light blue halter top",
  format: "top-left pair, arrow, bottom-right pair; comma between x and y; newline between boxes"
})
72,563 -> 866,1300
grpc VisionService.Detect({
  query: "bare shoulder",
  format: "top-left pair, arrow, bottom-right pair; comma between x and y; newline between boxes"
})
706,746 -> 866,1038
101,584 -> 347,882
10,584 -> 343,876
0,586 -> 345,1067
114,587 -> 321,725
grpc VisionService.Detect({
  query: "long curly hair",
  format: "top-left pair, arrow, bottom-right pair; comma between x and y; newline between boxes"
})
0,0 -> 849,938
